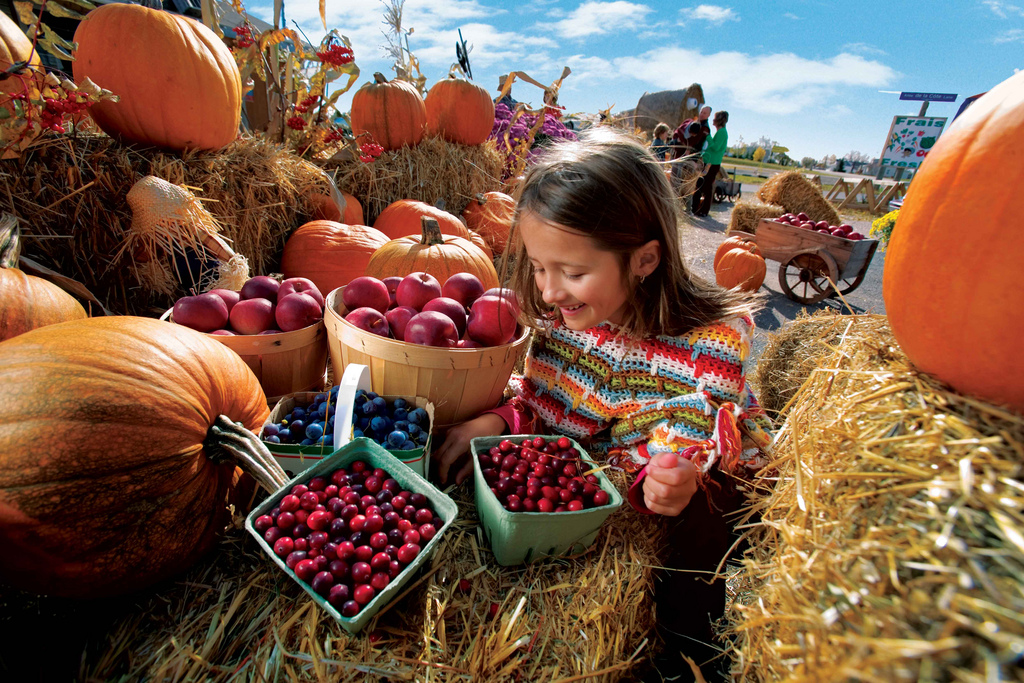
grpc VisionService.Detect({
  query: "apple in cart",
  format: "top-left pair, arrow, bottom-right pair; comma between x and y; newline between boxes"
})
847,232 -> 865,240
816,228 -> 832,235
815,221 -> 830,230
796,212 -> 810,222
800,222 -> 816,230
838,224 -> 854,234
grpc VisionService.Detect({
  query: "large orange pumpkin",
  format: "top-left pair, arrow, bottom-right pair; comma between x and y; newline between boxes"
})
714,243 -> 766,292
309,192 -> 364,226
365,217 -> 500,290
883,71 -> 1024,413
713,234 -> 761,270
350,73 -> 426,152
425,75 -> 495,146
0,12 -> 42,158
462,192 -> 515,255
0,316 -> 287,597
0,268 -> 88,342
281,221 -> 390,297
72,3 -> 242,151
374,199 -> 492,257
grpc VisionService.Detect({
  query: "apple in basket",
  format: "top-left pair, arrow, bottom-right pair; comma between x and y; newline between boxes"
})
422,297 -> 467,337
347,307 -> 390,337
441,273 -> 485,308
276,292 -> 323,332
482,288 -> 520,316
231,297 -> 275,334
467,295 -> 518,346
404,311 -> 459,347
279,277 -> 325,308
172,292 -> 229,332
208,288 -> 240,313
240,275 -> 280,303
385,306 -> 417,341
382,276 -> 403,307
396,272 -> 442,311
344,276 -> 390,315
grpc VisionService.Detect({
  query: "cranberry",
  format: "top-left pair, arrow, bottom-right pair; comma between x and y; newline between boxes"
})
349,515 -> 366,532
415,508 -> 433,524
370,572 -> 390,590
286,550 -> 308,569
396,519 -> 413,533
355,545 -> 374,562
555,505 -> 567,512
418,524 -> 437,541
336,541 -> 356,561
569,478 -> 585,495
329,518 -> 347,537
290,483 -> 309,497
563,464 -> 578,478
327,559 -> 349,580
432,517 -> 443,529
499,439 -> 515,453
403,529 -> 421,545
583,482 -> 598,497
364,475 -> 382,494
459,578 -> 471,592
567,500 -> 584,511
254,515 -> 274,532
479,454 -> 492,468
308,531 -> 329,549
397,543 -> 420,564
388,528 -> 404,544
291,523 -> 310,538
556,436 -> 571,449
388,560 -> 402,577
375,490 -> 393,505
408,493 -> 427,508
585,474 -> 599,484
293,537 -> 309,552
531,436 -> 546,449
269,507 -> 281,518
276,511 -> 296,530
507,497 -> 522,512
384,511 -> 401,528
360,495 -> 376,510
354,584 -> 376,605
330,469 -> 349,487
340,504 -> 359,521
402,505 -> 417,520
294,510 -> 309,525
307,510 -> 331,531
349,531 -> 367,546
308,548 -> 321,559
379,502 -> 394,515
515,485 -> 528,499
280,494 -> 301,513
373,468 -> 386,479
351,460 -> 368,473
351,561 -> 371,584
489,446 -> 502,457
294,558 -> 317,581
511,472 -> 526,485
324,484 -> 339,499
328,583 -> 350,606
489,602 -> 500,618
532,464 -> 548,478
537,498 -> 554,513
311,571 -> 334,595
323,542 -> 338,559
559,489 -> 573,503
491,453 -> 503,467
385,544 -> 399,559
544,443 -> 558,454
593,490 -> 610,506
341,600 -> 360,617
496,478 -> 512,494
328,498 -> 346,516
522,498 -> 537,512
370,552 -> 391,571
308,476 -> 327,492
343,491 -> 360,505
383,478 -> 401,493
370,531 -> 389,550
300,491 -> 320,510
315,491 -> 329,504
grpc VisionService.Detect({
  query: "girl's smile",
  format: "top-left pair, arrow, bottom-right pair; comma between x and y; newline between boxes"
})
518,211 -> 631,330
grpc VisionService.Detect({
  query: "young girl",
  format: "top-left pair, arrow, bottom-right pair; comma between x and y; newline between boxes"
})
434,127 -> 773,682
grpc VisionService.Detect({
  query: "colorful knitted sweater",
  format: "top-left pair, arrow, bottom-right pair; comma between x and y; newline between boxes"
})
489,315 -> 773,483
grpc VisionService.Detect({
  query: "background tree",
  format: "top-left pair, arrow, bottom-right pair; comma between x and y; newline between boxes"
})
801,156 -> 816,169
753,146 -> 766,162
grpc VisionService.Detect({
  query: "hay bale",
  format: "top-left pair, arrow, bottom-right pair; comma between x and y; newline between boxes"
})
726,200 -> 784,235
756,171 -> 840,225
43,476 -> 664,682
326,137 -> 504,226
2,134 -> 334,316
725,313 -> 1024,681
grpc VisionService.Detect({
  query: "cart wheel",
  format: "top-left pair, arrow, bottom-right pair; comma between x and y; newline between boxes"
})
778,253 -> 837,304
829,270 -> 867,296
714,188 -> 726,203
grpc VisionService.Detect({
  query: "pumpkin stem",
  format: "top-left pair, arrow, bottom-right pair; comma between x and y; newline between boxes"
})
420,217 -> 446,246
205,415 -> 289,493
0,213 -> 20,269
373,72 -> 388,84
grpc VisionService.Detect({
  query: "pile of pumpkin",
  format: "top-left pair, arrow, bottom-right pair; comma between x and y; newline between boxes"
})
713,234 -> 766,293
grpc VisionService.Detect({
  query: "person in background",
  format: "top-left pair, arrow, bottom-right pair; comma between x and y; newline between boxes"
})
692,110 -> 729,217
672,105 -> 712,159
434,127 -> 773,683
651,122 -> 671,161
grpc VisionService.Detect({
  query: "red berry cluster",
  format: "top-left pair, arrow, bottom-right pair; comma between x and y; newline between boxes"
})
317,44 -> 355,67
286,115 -> 307,130
9,91 -> 91,133
322,127 -> 345,144
294,95 -> 319,114
233,24 -> 255,49
358,141 -> 384,163
480,437 -> 611,513
253,460 -> 443,618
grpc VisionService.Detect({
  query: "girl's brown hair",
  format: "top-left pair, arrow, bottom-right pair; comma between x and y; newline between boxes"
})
503,126 -> 759,339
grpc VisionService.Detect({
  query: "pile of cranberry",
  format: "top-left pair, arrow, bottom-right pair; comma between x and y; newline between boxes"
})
253,460 -> 443,618
479,437 -> 611,513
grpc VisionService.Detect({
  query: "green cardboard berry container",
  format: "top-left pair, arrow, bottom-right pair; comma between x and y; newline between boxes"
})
245,437 -> 457,634
470,436 -> 623,566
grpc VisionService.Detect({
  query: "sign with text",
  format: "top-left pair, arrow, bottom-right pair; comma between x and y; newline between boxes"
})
879,115 -> 947,170
899,92 -> 957,102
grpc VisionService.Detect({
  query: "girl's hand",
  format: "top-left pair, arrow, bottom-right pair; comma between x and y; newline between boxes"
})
435,413 -> 507,485
642,453 -> 698,516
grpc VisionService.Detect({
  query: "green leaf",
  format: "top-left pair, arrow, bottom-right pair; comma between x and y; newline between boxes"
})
40,23 -> 75,50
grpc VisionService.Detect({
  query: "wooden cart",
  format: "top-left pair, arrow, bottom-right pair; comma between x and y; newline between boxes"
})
731,218 -> 879,304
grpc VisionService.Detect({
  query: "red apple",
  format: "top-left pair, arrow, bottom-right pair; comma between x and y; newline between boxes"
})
847,232 -> 864,240
278,277 -> 324,308
240,275 -> 280,303
816,229 -> 832,235
210,329 -> 235,336
481,288 -> 521,316
839,224 -> 854,234
422,297 -> 467,337
455,339 -> 482,349
467,295 -> 518,346
396,273 -> 442,311
796,212 -> 809,222
382,277 -> 403,308
173,293 -> 229,332
343,277 -> 390,315
800,222 -> 816,230
385,306 -> 418,341
404,311 -> 459,347
230,297 -> 275,335
207,288 -> 240,313
346,307 -> 390,337
815,221 -> 830,230
276,292 -> 323,332
441,273 -> 485,308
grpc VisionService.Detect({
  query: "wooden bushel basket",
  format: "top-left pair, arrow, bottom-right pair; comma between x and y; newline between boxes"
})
324,288 -> 531,428
161,310 -> 328,405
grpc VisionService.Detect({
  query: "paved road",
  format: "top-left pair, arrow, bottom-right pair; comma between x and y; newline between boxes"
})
680,189 -> 885,362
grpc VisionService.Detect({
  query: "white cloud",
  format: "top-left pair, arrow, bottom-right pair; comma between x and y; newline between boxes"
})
690,5 -> 738,24
615,48 -> 897,115
995,28 -> 1024,42
842,42 -> 886,56
550,1 -> 654,39
983,0 -> 1024,17
410,22 -> 557,70
783,12 -> 800,20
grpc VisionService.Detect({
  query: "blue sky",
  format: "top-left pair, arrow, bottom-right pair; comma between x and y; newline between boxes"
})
247,0 -> 1022,160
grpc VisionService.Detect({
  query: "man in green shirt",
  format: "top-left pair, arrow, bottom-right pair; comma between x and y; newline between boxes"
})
692,111 -> 728,217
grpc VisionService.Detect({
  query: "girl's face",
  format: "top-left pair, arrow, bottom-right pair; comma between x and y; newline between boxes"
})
519,211 -> 631,330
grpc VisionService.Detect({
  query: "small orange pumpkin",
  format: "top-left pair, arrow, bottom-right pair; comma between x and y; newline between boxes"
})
373,199 -> 492,258
308,192 -> 364,226
281,221 -> 390,297
714,244 -> 766,292
462,192 -> 515,255
350,73 -> 427,151
425,75 -> 495,146
365,217 -> 500,290
713,234 -> 761,270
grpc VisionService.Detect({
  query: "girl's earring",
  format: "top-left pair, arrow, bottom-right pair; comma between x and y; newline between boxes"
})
639,275 -> 646,284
